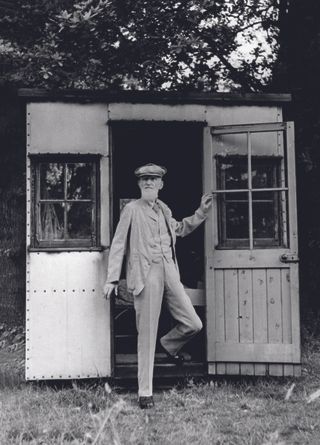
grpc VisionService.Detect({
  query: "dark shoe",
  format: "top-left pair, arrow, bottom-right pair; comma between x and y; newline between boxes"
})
161,346 -> 185,366
165,352 -> 185,366
139,396 -> 155,409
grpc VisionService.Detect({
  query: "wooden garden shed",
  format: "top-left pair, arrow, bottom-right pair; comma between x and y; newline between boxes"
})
21,89 -> 301,380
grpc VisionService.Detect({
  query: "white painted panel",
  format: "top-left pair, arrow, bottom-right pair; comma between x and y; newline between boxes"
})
108,103 -> 206,121
26,251 -> 111,379
28,103 -> 108,154
206,105 -> 281,126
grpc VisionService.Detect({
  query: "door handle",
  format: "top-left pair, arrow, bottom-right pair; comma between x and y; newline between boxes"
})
280,253 -> 299,263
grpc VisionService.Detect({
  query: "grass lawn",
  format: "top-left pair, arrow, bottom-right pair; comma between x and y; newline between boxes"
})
1,322 -> 320,444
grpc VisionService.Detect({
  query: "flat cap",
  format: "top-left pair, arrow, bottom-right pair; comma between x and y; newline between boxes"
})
134,163 -> 167,178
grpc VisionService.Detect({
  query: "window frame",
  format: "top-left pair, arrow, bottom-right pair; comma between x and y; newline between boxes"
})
29,154 -> 101,251
211,124 -> 289,250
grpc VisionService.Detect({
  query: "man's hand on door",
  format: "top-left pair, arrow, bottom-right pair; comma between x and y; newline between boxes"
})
200,193 -> 213,213
103,282 -> 118,299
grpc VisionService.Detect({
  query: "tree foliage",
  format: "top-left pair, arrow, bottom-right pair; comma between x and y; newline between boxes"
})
0,0 -> 279,91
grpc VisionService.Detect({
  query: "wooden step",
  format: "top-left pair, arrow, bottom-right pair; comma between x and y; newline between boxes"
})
114,353 -> 205,378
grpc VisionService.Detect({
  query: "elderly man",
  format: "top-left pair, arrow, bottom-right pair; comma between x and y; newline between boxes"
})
104,163 -> 212,409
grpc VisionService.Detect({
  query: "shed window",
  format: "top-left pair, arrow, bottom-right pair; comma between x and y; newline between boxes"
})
31,155 -> 100,249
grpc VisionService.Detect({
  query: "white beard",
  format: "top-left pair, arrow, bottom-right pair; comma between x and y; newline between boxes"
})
141,189 -> 158,202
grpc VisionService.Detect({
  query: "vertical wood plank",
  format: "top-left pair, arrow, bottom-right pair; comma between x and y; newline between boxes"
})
254,364 -> 267,376
267,269 -> 282,343
215,270 -> 225,342
224,269 -> 239,343
238,269 -> 253,343
226,363 -> 240,375
240,364 -> 254,375
216,363 -> 226,375
252,269 -> 268,343
281,268 -> 292,343
283,364 -> 294,376
269,364 -> 284,376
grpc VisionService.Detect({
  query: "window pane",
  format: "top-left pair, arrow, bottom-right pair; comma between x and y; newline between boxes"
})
67,202 -> 92,239
252,161 -> 276,189
253,202 -> 277,239
219,158 -> 248,190
67,163 -> 93,200
226,201 -> 249,240
252,191 -> 284,245
251,131 -> 281,157
213,133 -> 247,156
40,163 -> 64,199
40,203 -> 64,240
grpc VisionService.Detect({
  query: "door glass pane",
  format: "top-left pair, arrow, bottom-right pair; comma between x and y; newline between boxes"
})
252,191 -> 286,246
252,161 -> 276,189
225,200 -> 249,240
67,202 -> 92,239
251,131 -> 281,157
40,163 -> 64,199
40,203 -> 64,240
67,163 -> 93,200
218,157 -> 248,190
213,133 -> 247,157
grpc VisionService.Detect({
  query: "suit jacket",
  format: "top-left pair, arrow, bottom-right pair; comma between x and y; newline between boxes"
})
106,198 -> 207,296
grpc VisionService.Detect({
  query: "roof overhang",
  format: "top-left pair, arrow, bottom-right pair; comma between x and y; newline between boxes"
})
18,89 -> 292,106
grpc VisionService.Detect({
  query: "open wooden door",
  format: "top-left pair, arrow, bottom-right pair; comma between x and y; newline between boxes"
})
204,122 -> 301,376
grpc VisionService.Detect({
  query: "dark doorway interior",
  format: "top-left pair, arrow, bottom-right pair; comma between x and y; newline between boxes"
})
111,121 -> 206,375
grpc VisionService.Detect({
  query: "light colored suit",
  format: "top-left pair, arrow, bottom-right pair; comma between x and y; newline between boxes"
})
106,198 -> 207,396
106,198 -> 207,292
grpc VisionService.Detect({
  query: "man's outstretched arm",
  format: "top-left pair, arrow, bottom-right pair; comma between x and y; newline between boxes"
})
172,193 -> 213,237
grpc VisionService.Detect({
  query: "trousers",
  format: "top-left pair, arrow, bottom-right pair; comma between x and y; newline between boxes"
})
134,257 -> 203,397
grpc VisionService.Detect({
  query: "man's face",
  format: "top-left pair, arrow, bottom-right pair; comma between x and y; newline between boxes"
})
138,175 -> 163,199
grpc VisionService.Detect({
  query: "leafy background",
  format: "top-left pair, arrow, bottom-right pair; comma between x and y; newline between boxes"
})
1,0 -> 320,318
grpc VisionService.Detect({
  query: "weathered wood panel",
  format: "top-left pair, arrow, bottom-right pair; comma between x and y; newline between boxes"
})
206,105 -> 282,126
28,103 -> 109,154
26,252 -> 111,380
108,103 -> 206,122
239,269 -> 253,343
252,269 -> 268,343
224,270 -> 239,343
267,269 -> 282,343
215,270 -> 225,342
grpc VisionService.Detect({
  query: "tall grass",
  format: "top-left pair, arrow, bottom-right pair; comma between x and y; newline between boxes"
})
1,319 -> 320,444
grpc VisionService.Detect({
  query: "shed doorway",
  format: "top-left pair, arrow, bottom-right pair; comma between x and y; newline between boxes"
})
111,121 -> 206,378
